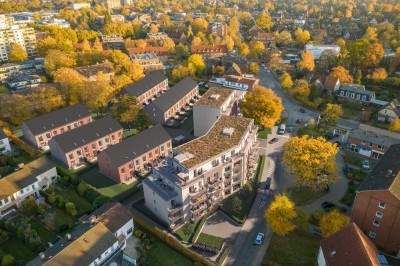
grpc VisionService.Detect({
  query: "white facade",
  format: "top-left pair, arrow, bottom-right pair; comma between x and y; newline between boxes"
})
90,241 -> 119,266
0,135 -> 11,154
115,219 -> 134,249
209,77 -> 250,91
0,24 -> 37,61
305,44 -> 341,60
317,247 -> 326,266
70,3 -> 91,10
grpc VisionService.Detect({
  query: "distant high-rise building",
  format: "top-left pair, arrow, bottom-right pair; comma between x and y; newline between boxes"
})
101,0 -> 131,9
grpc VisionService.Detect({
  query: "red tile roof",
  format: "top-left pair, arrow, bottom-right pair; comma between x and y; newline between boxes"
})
191,44 -> 228,54
127,46 -> 169,56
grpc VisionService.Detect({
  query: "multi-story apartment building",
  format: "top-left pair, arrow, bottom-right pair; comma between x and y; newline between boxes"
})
351,144 -> 400,255
5,74 -> 42,89
191,44 -> 228,58
129,52 -> 164,74
147,32 -> 168,40
0,128 -> 11,154
0,157 -> 56,217
49,116 -> 123,169
208,75 -> 259,91
346,130 -> 400,160
122,70 -> 168,105
143,116 -> 259,229
144,76 -> 199,124
70,2 -> 91,10
0,24 -> 37,61
304,44 -> 341,60
98,124 -> 172,184
22,104 -> 92,150
102,34 -> 124,50
208,22 -> 227,38
193,87 -> 246,137
127,46 -> 169,64
0,58 -> 44,82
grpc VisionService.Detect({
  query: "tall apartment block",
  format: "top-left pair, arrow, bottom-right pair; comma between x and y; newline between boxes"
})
143,115 -> 259,229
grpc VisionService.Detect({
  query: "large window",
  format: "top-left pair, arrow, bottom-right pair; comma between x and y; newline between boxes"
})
379,202 -> 386,209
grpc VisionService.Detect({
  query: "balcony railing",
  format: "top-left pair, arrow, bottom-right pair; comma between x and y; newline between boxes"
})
232,177 -> 241,184
189,186 -> 206,197
169,211 -> 184,222
207,178 -> 223,187
191,203 -> 207,214
190,195 -> 207,205
168,203 -> 183,213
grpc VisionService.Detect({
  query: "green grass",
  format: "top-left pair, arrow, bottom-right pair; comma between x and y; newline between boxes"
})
2,238 -> 36,264
62,187 -> 94,215
42,207 -> 74,232
199,87 -> 208,95
342,155 -> 362,167
174,219 -> 202,243
121,189 -> 144,205
123,128 -> 138,138
79,167 -> 139,200
287,186 -> 327,206
262,230 -> 320,266
257,128 -> 271,139
297,126 -> 329,138
146,241 -> 193,266
196,233 -> 225,250
178,112 -> 194,131
340,181 -> 360,206
373,121 -> 389,129
28,219 -> 57,243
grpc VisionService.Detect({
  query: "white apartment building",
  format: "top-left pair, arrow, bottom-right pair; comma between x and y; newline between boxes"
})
0,22 -> 37,61
0,157 -> 56,217
193,87 -> 246,137
304,44 -> 341,60
143,115 -> 258,229
0,128 -> 11,154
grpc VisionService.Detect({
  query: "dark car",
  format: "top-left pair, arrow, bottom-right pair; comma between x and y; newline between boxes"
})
343,164 -> 351,175
295,118 -> 302,123
264,177 -> 272,190
268,138 -> 279,144
325,133 -> 334,140
321,201 -> 336,209
300,108 -> 306,113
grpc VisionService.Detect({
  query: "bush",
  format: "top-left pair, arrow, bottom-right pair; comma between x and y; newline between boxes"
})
310,210 -> 323,225
77,183 -> 87,196
65,202 -> 77,216
70,175 -> 79,185
2,254 -> 14,266
83,185 -> 101,203
57,196 -> 66,209
48,192 -> 57,204
57,223 -> 69,233
93,196 -> 110,209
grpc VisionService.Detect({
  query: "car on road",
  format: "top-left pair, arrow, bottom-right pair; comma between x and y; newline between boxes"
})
343,164 -> 351,175
321,201 -> 335,209
362,160 -> 370,171
265,177 -> 272,190
268,138 -> 279,144
287,127 -> 294,132
300,108 -> 306,113
295,118 -> 302,123
254,233 -> 265,245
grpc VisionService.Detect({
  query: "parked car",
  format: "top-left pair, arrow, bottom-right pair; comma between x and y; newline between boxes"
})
325,133 -> 334,140
265,177 -> 272,190
321,201 -> 336,209
362,160 -> 370,170
254,233 -> 265,245
343,165 -> 351,175
295,118 -> 302,123
287,127 -> 294,132
300,108 -> 306,113
268,138 -> 279,144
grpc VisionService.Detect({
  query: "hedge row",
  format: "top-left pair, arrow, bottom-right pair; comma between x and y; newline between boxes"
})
216,244 -> 232,266
191,214 -> 209,243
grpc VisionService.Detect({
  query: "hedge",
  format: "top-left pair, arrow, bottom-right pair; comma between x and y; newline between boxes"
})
191,214 -> 208,243
216,244 -> 232,266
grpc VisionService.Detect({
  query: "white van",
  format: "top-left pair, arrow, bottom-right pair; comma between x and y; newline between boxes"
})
278,124 -> 286,135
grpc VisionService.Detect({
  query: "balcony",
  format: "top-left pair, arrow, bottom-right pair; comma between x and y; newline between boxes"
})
190,194 -> 207,205
224,182 -> 231,188
233,184 -> 241,192
224,173 -> 232,180
168,202 -> 183,213
171,218 -> 185,229
169,211 -> 184,222
191,210 -> 207,222
212,160 -> 220,167
209,195 -> 223,205
232,177 -> 241,184
191,202 -> 207,214
189,186 -> 206,198
207,178 -> 223,188
208,185 -> 223,193
224,189 -> 231,196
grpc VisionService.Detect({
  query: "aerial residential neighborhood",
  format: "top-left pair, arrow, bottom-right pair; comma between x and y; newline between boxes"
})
0,0 -> 399,266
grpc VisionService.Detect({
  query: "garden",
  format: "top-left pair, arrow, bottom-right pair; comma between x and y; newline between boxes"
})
196,233 -> 224,250
287,186 -> 327,206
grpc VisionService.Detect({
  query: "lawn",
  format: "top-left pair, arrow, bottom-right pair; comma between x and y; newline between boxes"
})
340,181 -> 360,206
79,167 -> 139,200
196,233 -> 224,250
2,238 -> 37,264
121,189 -> 144,205
257,128 -> 271,139
123,128 -> 138,138
62,187 -> 94,215
42,207 -> 74,232
199,87 -> 208,95
287,186 -> 326,206
174,219 -> 202,243
262,230 -> 320,266
146,241 -> 193,266
342,154 -> 362,167
28,219 -> 57,243
178,112 -> 194,131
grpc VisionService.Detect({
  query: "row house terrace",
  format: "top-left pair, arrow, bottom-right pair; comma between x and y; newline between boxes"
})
49,116 -> 123,169
143,116 -> 258,229
22,104 -> 92,150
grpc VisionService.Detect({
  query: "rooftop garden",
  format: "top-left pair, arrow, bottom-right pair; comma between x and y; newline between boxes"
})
195,87 -> 233,108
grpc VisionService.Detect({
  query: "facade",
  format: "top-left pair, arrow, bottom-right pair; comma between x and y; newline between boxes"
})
193,87 -> 245,137
122,70 -> 168,105
208,75 -> 259,91
351,144 -> 400,255
304,44 -> 341,60
5,74 -> 41,89
147,32 -> 168,40
0,157 -> 56,217
127,47 -> 169,64
101,0 -> 121,9
129,53 -> 164,74
0,24 -> 37,61
336,84 -> 376,103
143,116 -> 258,229
190,44 -> 228,58
318,223 -> 381,266
377,99 -> 400,123
49,116 -> 123,169
346,130 -> 400,160
0,128 -> 11,154
70,2 -> 91,10
252,32 -> 276,49
98,124 -> 172,184
73,62 -> 115,81
0,58 -> 44,82
144,77 -> 198,124
102,34 -> 124,50
309,74 -> 340,94
22,104 -> 92,150
208,22 -> 227,38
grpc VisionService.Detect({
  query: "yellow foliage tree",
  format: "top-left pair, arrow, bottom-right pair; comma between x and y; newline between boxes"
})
291,79 -> 310,100
53,68 -> 85,105
330,66 -> 353,83
388,118 -> 400,132
368,68 -> 388,82
283,135 -> 339,189
249,62 -> 260,75
280,72 -> 293,89
294,28 -> 310,46
239,86 -> 284,128
321,104 -> 343,124
319,210 -> 350,238
8,43 -> 28,62
265,195 -> 297,236
297,51 -> 315,71
188,54 -> 205,74
255,12 -> 274,31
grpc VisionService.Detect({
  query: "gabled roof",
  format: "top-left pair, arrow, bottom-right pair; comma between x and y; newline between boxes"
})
73,62 -> 114,78
379,99 -> 400,117
123,70 -> 167,98
87,202 -> 133,234
358,144 -> 400,200
324,75 -> 339,91
320,223 -> 379,266
23,104 -> 91,136
127,46 -> 169,56
100,124 -> 171,167
191,44 -> 228,54
50,116 -> 122,153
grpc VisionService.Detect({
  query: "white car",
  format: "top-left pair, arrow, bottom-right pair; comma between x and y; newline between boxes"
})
254,233 -> 265,245
362,160 -> 370,170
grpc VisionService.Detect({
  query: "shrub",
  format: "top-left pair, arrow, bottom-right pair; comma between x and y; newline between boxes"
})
61,175 -> 70,186
57,196 -> 66,209
310,210 -> 323,225
65,202 -> 77,216
83,185 -> 101,203
70,175 -> 79,185
2,254 -> 15,266
58,223 -> 69,233
77,183 -> 87,196
48,192 -> 57,204
93,196 -> 110,208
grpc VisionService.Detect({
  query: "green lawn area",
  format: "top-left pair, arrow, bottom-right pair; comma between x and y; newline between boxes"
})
174,219 -> 202,243
146,241 -> 193,266
42,207 -> 74,232
62,187 -> 94,215
257,128 -> 271,139
178,112 -> 194,131
121,189 -> 144,205
29,219 -> 57,243
2,238 -> 36,264
287,186 -> 326,206
79,167 -> 139,200
199,87 -> 208,95
262,230 -> 320,266
221,156 -> 265,224
123,128 -> 138,138
340,181 -> 360,206
196,233 -> 224,250
342,154 -> 362,167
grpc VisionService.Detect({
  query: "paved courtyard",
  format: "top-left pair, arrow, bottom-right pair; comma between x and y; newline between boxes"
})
201,211 -> 242,245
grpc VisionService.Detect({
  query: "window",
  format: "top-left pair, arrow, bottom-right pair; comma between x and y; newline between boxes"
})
105,137 -> 109,142
118,131 -> 122,136
129,163 -> 133,169
376,212 -> 383,218
340,91 -> 344,96
91,143 -> 96,149
67,125 -> 71,130
111,135 -> 115,140
77,150 -> 82,156
38,136 -> 43,141
142,155 -> 146,161
46,133 -> 51,138
361,140 -> 366,144
362,95 -> 366,101
74,123 -> 78,127
154,200 -> 156,204
69,154 -> 74,159
53,130 -> 57,135
80,121 -> 84,125
379,202 -> 386,209
121,168 -> 125,173
60,128 -> 65,133
98,140 -> 102,146
378,145 -> 384,150
351,93 -> 355,98
369,142 -> 373,147
84,147 -> 89,152
167,142 -> 170,147
161,146 -> 164,151
369,231 -> 376,238
373,220 -> 380,227
135,159 -> 139,165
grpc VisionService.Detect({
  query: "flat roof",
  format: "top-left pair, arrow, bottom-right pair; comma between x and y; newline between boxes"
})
175,115 -> 253,169
348,130 -> 400,147
195,87 -> 233,108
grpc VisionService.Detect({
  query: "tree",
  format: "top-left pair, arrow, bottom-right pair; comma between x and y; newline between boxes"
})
291,79 -> 310,100
364,27 -> 378,42
176,44 -> 190,60
249,41 -> 265,60
321,104 -> 343,125
191,18 -> 208,34
77,182 -> 88,196
1,255 -> 14,266
283,135 -> 339,190
348,39 -> 370,67
319,210 -> 350,238
354,70 -> 362,84
65,202 -> 77,216
232,196 -> 242,214
239,86 -> 284,128
149,24 -> 159,33
8,43 -> 28,62
81,72 -> 114,114
364,43 -> 385,67
224,36 -> 235,51
388,118 -> 400,132
111,94 -> 140,129
255,12 -> 274,31
368,68 -> 388,82
171,65 -> 191,82
239,43 -> 250,56
294,28 -> 310,46
265,195 -> 297,236
48,192 -> 57,204
276,30 -> 293,46
249,62 -> 260,75
20,196 -> 38,217
297,51 -> 315,71
330,66 -> 353,84
188,54 -> 205,74
212,65 -> 225,76
53,68 -> 85,105
163,37 -> 175,53
44,50 -> 76,76
228,16 -> 240,35
135,110 -> 152,132
280,72 -> 293,89
191,36 -> 202,46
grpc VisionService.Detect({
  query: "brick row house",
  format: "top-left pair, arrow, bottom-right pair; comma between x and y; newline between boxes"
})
98,124 -> 172,184
49,116 -> 123,169
351,144 -> 400,256
22,104 -> 92,150
144,76 -> 199,124
122,70 -> 168,105
190,44 -> 228,59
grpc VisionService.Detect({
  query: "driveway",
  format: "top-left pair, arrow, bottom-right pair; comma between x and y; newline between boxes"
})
201,211 -> 242,245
